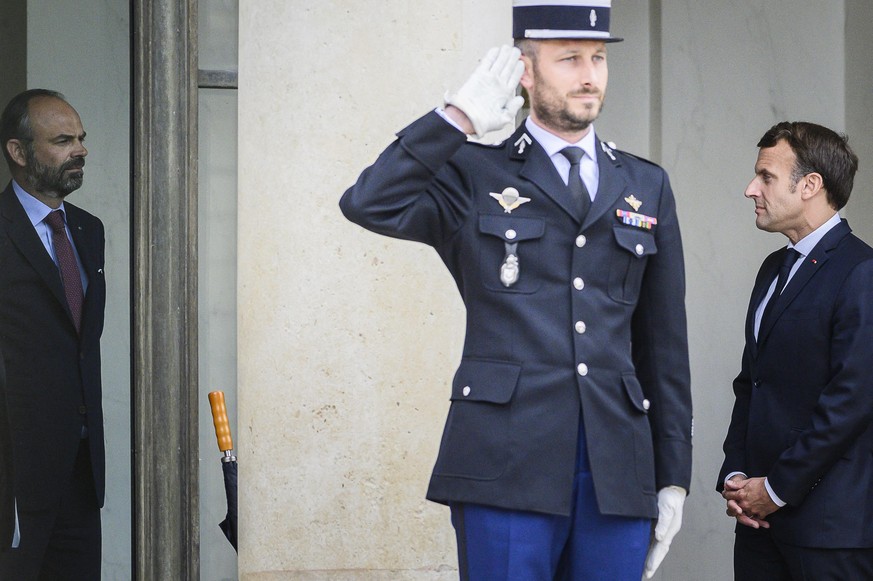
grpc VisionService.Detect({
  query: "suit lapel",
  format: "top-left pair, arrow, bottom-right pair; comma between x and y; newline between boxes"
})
66,205 -> 97,276
65,203 -> 105,343
510,125 -> 580,221
583,139 -> 628,230
511,127 -> 629,225
756,221 -> 851,348
747,254 -> 779,359
0,184 -> 70,315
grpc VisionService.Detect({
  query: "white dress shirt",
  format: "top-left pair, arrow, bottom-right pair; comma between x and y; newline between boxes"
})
523,116 -> 600,199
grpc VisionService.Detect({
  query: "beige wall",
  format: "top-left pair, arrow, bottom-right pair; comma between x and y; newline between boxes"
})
238,2 -> 873,579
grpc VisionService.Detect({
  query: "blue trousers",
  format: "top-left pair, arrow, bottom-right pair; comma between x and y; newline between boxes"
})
450,420 -> 651,581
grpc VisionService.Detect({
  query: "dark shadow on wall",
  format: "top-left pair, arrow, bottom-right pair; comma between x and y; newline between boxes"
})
0,0 -> 26,186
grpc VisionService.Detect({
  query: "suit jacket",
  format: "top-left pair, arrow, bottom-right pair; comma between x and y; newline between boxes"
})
718,219 -> 873,548
341,112 -> 692,518
0,350 -> 13,549
0,182 -> 106,513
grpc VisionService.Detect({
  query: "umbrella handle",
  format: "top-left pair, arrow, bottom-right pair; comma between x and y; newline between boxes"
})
208,391 -> 235,455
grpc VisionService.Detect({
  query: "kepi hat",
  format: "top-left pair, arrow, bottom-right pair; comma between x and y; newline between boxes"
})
513,0 -> 623,42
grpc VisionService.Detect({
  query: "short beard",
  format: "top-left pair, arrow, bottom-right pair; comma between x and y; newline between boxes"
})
23,145 -> 84,198
531,86 -> 604,135
532,100 -> 593,134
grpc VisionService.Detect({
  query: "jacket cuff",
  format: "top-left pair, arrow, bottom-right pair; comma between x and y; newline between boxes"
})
655,437 -> 693,492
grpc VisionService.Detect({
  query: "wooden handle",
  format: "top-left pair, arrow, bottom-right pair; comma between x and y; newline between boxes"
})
208,391 -> 234,453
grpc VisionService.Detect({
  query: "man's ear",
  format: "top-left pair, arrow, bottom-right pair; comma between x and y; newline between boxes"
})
799,172 -> 824,201
5,139 -> 27,168
519,55 -> 534,92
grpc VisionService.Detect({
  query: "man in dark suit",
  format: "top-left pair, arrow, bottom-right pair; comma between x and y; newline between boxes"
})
340,2 -> 692,579
719,121 -> 873,579
0,89 -> 106,579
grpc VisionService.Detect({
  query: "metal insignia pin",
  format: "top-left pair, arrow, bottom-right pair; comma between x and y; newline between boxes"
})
514,134 -> 532,154
600,141 -> 616,161
490,187 -> 531,214
500,241 -> 520,287
624,194 -> 642,211
500,253 -> 519,287
590,9 -> 597,27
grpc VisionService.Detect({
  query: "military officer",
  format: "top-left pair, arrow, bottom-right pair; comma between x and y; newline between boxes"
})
340,2 -> 692,579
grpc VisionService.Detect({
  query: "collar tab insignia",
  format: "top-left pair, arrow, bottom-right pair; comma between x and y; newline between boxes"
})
601,140 -> 617,161
514,134 -> 532,155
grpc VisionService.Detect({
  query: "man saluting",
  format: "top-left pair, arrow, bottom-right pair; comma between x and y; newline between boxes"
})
341,2 -> 693,579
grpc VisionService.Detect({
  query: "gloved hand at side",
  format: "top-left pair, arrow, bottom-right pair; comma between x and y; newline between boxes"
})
643,485 -> 686,579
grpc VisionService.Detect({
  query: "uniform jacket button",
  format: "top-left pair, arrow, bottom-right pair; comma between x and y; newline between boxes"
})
462,386 -> 471,397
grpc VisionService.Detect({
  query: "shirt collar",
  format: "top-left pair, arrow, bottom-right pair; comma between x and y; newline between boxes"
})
524,117 -> 599,165
789,212 -> 841,257
12,180 -> 66,227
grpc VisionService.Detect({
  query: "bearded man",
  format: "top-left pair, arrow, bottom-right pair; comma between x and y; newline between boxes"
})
0,88 -> 107,580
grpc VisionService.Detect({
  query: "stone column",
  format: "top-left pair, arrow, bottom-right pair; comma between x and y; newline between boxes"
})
132,0 -> 200,578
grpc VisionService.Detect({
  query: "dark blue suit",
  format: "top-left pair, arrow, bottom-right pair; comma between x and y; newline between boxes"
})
341,112 -> 692,577
0,183 -> 106,577
719,220 -> 873,576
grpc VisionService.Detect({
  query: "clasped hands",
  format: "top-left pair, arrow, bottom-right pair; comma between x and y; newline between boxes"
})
722,475 -> 779,529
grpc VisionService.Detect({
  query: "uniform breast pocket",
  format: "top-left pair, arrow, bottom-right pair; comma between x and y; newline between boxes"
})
478,213 -> 545,294
608,226 -> 657,304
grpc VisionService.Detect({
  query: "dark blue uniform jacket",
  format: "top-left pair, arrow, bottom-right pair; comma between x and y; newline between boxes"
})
341,112 -> 692,518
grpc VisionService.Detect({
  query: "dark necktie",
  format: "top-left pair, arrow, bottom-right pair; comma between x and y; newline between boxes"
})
760,248 -> 800,333
560,146 -> 591,220
46,210 -> 84,333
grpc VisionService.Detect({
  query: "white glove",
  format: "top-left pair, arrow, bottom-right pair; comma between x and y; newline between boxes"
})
445,45 -> 525,138
643,485 -> 686,579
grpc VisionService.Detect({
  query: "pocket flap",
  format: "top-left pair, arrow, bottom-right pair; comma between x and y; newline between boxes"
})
622,373 -> 650,414
451,358 -> 522,404
479,214 -> 545,242
613,226 -> 657,258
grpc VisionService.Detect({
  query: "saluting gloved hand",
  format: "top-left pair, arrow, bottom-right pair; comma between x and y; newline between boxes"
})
445,45 -> 525,138
643,485 -> 686,579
